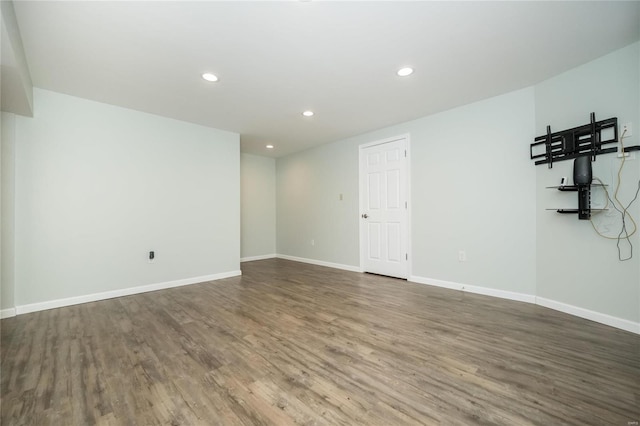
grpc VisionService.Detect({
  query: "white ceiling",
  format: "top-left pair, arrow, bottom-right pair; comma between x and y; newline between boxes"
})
11,1 -> 640,158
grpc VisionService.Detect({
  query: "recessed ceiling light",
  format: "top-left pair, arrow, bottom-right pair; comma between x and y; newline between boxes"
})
302,110 -> 314,117
202,73 -> 219,82
397,67 -> 414,77
266,144 -> 274,149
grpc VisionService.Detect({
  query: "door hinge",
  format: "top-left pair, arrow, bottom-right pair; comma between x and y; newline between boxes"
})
405,201 -> 407,209
404,150 -> 407,157
405,253 -> 408,260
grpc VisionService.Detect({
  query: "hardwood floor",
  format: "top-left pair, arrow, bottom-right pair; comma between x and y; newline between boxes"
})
1,258 -> 639,425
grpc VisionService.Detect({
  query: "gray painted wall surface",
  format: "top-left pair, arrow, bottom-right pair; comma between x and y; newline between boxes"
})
12,89 -> 240,306
535,42 -> 640,322
241,153 -> 276,259
277,88 -> 537,295
1,113 -> 16,310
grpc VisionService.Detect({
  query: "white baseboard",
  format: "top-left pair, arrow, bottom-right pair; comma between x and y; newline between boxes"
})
536,297 -> 640,335
5,262 -> 638,335
409,275 -> 638,335
13,270 -> 242,316
241,254 -> 276,262
276,254 -> 362,273
1,308 -> 16,319
409,275 -> 536,304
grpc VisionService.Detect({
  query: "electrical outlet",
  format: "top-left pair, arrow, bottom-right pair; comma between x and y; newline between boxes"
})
458,250 -> 466,262
148,250 -> 155,263
621,122 -> 632,137
311,239 -> 315,246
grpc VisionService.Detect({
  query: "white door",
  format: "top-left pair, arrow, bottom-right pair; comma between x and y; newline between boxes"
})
359,136 -> 409,279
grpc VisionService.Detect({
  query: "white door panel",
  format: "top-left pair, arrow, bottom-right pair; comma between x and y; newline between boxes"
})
368,223 -> 381,260
360,137 -> 408,279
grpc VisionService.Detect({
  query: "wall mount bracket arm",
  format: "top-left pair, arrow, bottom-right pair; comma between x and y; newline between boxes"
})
529,113 -> 633,168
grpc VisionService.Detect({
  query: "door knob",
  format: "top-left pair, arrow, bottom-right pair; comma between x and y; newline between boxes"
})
361,213 -> 369,219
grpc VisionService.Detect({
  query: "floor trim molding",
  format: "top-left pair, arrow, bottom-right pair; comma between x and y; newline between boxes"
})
536,297 -> 640,335
11,270 -> 242,316
276,254 -> 362,273
409,275 -> 536,304
241,254 -> 277,262
1,308 -> 17,319
5,262 -> 638,335
409,274 -> 639,335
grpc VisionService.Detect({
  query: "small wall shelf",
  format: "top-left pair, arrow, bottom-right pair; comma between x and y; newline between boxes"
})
545,183 -> 607,220
547,208 -> 608,214
545,184 -> 608,190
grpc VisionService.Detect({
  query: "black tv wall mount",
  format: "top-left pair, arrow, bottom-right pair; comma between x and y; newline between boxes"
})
530,112 -> 640,168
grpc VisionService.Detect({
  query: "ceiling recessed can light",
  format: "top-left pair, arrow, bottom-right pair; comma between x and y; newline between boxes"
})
202,73 -> 219,82
302,110 -> 314,117
266,144 -> 274,149
397,67 -> 414,77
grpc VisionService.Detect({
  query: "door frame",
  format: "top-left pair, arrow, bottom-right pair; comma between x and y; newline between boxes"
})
358,134 -> 412,278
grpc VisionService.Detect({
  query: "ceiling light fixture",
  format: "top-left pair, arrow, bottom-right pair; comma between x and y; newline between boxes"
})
202,73 -> 219,82
302,110 -> 314,117
397,67 -> 414,77
266,144 -> 274,149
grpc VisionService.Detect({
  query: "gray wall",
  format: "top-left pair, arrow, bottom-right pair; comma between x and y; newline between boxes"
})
535,42 -> 640,323
10,89 -> 240,308
1,113 -> 16,313
277,140 -> 360,266
241,153 -> 276,260
277,87 -> 537,295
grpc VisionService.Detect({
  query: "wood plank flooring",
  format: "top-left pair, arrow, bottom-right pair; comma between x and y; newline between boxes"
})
1,258 -> 639,425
